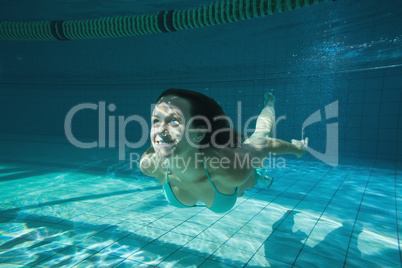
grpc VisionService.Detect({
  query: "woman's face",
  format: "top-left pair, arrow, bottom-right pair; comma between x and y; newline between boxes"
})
151,96 -> 197,158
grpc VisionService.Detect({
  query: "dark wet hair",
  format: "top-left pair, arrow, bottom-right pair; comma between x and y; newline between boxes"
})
156,88 -> 242,148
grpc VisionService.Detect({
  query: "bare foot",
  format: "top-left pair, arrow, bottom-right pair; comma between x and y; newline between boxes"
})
264,91 -> 275,107
254,168 -> 274,189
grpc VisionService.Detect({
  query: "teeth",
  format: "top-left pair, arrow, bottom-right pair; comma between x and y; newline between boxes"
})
157,140 -> 174,145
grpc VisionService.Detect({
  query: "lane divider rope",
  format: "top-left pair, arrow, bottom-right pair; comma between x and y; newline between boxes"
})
0,0 -> 333,41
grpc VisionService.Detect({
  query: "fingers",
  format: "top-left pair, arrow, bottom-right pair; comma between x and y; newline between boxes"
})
304,137 -> 309,147
291,138 -> 308,149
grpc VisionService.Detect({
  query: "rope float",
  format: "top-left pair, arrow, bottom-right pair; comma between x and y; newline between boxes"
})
0,0 -> 334,41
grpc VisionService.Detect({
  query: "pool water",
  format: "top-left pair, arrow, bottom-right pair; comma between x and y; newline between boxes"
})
0,137 -> 400,267
1,0 -> 402,267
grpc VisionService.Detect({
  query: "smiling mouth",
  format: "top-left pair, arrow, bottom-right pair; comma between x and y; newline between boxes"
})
155,140 -> 175,146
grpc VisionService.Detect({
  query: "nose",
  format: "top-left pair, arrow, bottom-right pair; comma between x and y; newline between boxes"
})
155,123 -> 169,137
159,129 -> 168,137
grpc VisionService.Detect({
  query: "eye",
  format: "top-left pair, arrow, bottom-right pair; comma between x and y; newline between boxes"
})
152,119 -> 159,125
170,118 -> 181,126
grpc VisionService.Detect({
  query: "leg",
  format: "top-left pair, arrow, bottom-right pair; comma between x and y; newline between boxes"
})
240,92 -> 275,195
237,168 -> 274,197
244,92 -> 276,144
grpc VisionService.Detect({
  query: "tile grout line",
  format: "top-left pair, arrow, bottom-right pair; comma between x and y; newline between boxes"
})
0,159 -> 307,268
241,161 -> 329,267
291,165 -> 354,267
394,76 -> 402,266
394,160 -> 402,267
342,163 -> 374,268
237,160 -> 315,267
124,204 -> 214,267
33,193 -> 167,267
180,195 -> 263,267
4,158 -> 400,267
191,160 -> 307,268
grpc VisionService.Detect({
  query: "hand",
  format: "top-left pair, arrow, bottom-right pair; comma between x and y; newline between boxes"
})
291,137 -> 308,158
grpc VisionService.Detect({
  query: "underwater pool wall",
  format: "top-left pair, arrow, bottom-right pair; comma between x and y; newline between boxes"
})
0,0 -> 401,163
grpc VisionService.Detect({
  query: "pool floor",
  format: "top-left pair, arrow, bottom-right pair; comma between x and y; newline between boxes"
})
0,137 -> 401,267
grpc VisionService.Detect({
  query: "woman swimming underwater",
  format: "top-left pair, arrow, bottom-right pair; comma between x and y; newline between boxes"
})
140,89 -> 308,213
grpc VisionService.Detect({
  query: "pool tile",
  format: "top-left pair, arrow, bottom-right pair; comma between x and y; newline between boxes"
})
236,220 -> 273,240
99,236 -> 148,259
209,244 -> 255,267
258,204 -> 293,228
356,211 -> 398,236
181,238 -> 221,258
347,227 -> 401,266
33,245 -> 97,267
294,250 -> 344,268
224,233 -> 265,253
106,209 -> 140,221
74,228 -> 129,251
148,217 -> 184,231
104,219 -> 144,234
305,218 -> 346,243
158,250 -> 206,267
0,238 -> 39,262
154,231 -> 194,250
126,212 -> 161,226
127,242 -> 177,265
344,251 -> 400,268
113,259 -> 154,267
163,210 -> 200,221
256,240 -> 301,265
1,154 -> 401,268
128,226 -> 169,243
199,259 -> 235,268
303,232 -> 349,263
245,253 -> 293,268
73,252 -> 126,267
267,230 -> 307,250
197,226 -> 236,244
171,221 -> 209,237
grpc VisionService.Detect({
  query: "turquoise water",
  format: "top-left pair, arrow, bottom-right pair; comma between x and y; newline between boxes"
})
0,138 -> 401,267
1,0 -> 402,267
